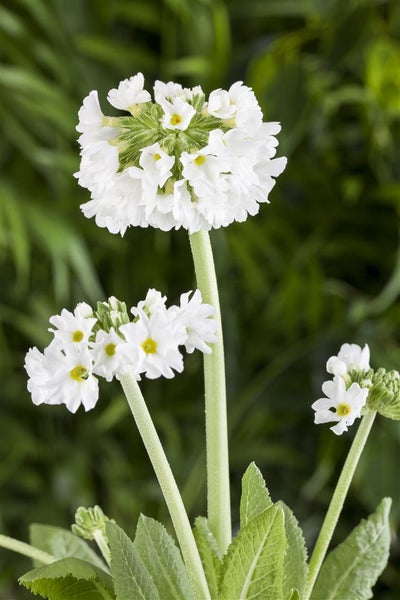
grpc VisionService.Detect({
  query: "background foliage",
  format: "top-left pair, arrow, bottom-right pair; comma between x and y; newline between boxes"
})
0,0 -> 399,597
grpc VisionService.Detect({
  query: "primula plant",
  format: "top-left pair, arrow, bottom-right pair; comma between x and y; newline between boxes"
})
0,73 -> 398,600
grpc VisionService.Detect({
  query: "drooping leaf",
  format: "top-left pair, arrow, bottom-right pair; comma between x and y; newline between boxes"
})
106,521 -> 160,600
30,524 -> 108,571
193,516 -> 223,598
240,462 -> 273,528
218,504 -> 286,600
133,514 -> 193,600
275,501 -> 308,600
19,557 -> 115,600
310,497 -> 392,600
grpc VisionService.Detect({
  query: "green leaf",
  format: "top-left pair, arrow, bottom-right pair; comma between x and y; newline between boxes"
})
310,497 -> 392,600
218,504 -> 286,600
275,501 -> 308,600
19,557 -> 115,600
106,521 -> 160,600
30,524 -> 108,571
240,462 -> 273,529
193,516 -> 223,598
133,514 -> 193,600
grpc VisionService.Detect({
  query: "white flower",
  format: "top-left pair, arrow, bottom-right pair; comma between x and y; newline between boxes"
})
25,342 -> 99,413
107,73 -> 151,110
49,307 -> 97,347
119,307 -> 185,379
160,97 -> 196,131
172,290 -> 217,354
137,289 -> 167,316
154,80 -> 203,104
327,343 -> 370,377
76,90 -> 117,146
207,88 -> 236,120
139,143 -> 175,191
75,140 -> 120,195
312,376 -> 369,435
91,328 -> 125,382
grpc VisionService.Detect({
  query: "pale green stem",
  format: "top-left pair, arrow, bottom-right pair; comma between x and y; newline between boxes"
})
119,371 -> 211,600
93,530 -> 111,567
0,534 -> 55,565
189,230 -> 231,554
304,410 -> 377,600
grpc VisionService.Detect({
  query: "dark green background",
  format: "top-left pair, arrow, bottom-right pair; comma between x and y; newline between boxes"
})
0,0 -> 399,597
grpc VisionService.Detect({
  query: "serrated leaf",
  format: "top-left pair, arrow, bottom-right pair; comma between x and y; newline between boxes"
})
106,521 -> 160,600
275,501 -> 308,599
240,462 -> 273,528
219,504 -> 286,600
310,497 -> 392,600
19,557 -> 115,600
30,524 -> 108,571
133,514 -> 193,600
193,516 -> 223,598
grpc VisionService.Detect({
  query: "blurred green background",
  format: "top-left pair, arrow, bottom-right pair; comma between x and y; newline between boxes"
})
0,0 -> 399,597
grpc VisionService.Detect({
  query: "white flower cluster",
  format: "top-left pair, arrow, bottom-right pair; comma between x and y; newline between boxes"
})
75,73 -> 287,235
24,289 -> 217,413
312,343 -> 370,435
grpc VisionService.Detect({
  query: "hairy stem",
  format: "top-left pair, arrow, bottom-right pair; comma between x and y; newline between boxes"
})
189,230 -> 232,554
119,371 -> 210,600
0,534 -> 55,565
304,410 -> 377,599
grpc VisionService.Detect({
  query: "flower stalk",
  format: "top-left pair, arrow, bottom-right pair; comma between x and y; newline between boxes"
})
189,229 -> 232,554
0,534 -> 55,565
304,410 -> 377,600
119,370 -> 210,600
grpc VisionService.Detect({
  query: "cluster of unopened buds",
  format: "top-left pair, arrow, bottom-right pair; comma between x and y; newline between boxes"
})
312,343 -> 400,434
24,289 -> 217,413
75,72 -> 287,234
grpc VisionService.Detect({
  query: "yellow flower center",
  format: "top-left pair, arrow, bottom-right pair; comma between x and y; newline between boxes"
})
105,343 -> 116,357
336,403 -> 351,417
70,365 -> 88,381
154,153 -> 161,161
170,114 -> 182,126
194,155 -> 206,166
72,330 -> 84,342
142,337 -> 157,354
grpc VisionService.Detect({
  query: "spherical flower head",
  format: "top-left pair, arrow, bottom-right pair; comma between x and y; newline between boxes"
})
76,73 -> 287,235
107,73 -> 151,111
327,343 -> 370,380
49,306 -> 97,347
25,341 -> 99,413
312,376 -> 369,435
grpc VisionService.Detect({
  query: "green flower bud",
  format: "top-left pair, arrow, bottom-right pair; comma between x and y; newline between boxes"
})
72,505 -> 114,540
95,297 -> 130,333
367,368 -> 400,420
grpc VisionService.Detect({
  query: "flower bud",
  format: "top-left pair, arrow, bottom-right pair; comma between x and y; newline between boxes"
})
72,505 -> 114,540
96,297 -> 130,332
367,368 -> 400,420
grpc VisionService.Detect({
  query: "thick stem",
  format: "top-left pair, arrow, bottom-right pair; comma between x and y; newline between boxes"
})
189,230 -> 231,554
304,411 -> 377,600
119,371 -> 210,600
0,534 -> 55,565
